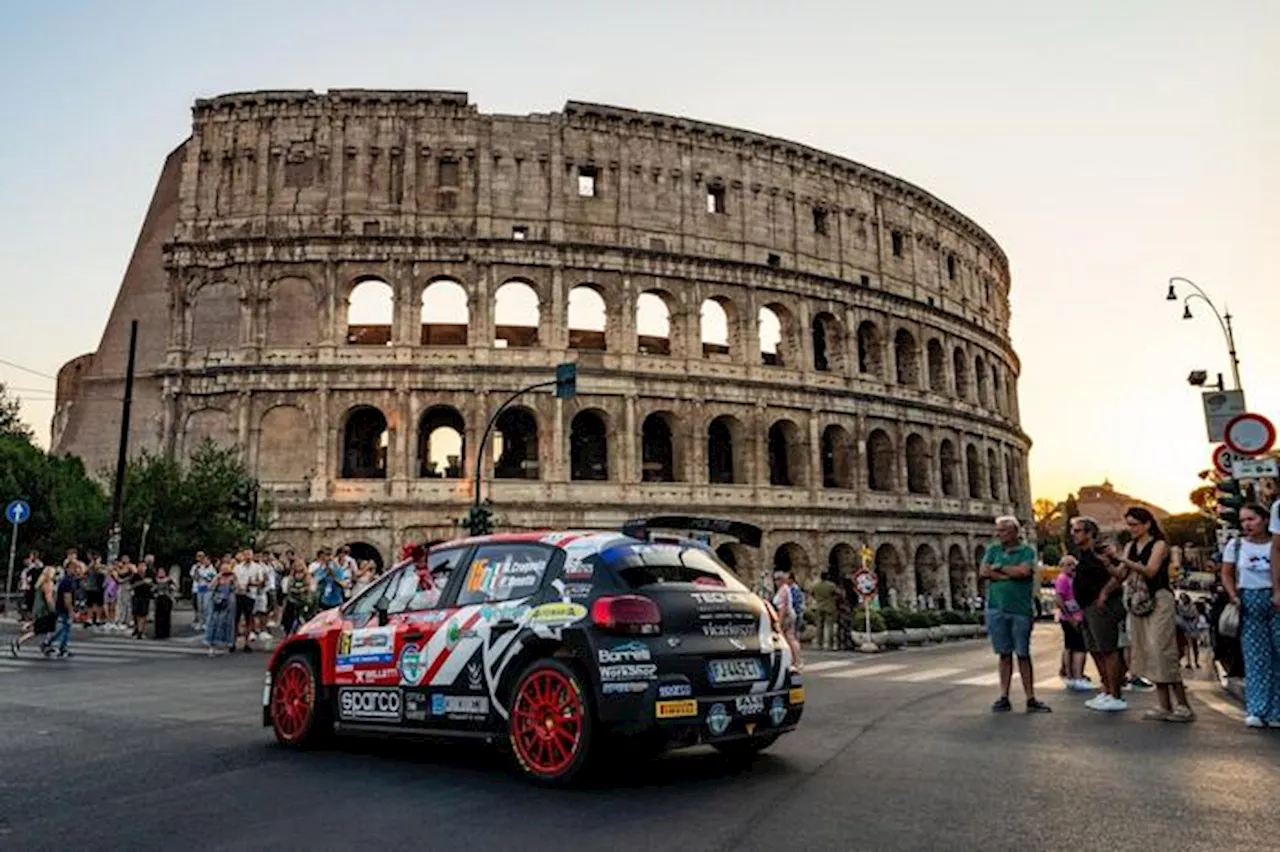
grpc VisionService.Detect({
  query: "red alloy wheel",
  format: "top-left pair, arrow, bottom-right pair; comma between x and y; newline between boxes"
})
511,667 -> 585,777
272,659 -> 315,744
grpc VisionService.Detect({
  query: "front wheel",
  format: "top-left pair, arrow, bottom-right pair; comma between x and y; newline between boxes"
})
713,734 -> 779,762
270,653 -> 332,749
508,658 -> 597,786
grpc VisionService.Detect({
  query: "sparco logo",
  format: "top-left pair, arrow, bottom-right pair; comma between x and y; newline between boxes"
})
338,688 -> 402,721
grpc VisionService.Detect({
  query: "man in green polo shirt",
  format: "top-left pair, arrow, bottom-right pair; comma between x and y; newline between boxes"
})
981,516 -> 1051,714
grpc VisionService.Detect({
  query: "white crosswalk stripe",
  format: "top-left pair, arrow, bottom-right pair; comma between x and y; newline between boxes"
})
1,633 -> 216,672
804,652 -> 1068,689
826,663 -> 907,679
890,666 -> 967,683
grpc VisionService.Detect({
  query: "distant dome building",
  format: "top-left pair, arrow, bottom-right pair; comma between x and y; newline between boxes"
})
1076,480 -> 1170,535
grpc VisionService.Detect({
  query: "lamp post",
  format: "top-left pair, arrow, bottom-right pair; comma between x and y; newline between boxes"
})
1166,276 -> 1243,393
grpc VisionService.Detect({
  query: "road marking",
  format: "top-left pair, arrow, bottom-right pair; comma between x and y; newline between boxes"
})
803,660 -> 858,673
890,667 -> 967,683
951,672 -> 1001,686
826,663 -> 907,679
1192,687 -> 1244,722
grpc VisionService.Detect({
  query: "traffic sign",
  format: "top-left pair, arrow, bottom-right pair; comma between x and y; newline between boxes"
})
1203,390 -> 1247,443
1223,413 -> 1276,456
852,569 -> 878,599
5,500 -> 29,526
1232,457 -> 1279,481
1213,445 -> 1248,477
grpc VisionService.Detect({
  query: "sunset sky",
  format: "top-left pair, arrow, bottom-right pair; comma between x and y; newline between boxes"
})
1,0 -> 1276,513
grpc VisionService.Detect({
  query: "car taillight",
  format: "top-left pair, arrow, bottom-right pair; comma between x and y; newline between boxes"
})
591,595 -> 662,636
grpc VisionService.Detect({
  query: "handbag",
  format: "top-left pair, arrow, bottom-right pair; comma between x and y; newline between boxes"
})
1218,602 -> 1241,639
1123,572 -> 1154,617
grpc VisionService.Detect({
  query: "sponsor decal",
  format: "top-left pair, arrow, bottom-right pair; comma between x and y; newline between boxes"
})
466,661 -> 484,692
563,554 -> 593,580
770,696 -> 788,726
735,695 -> 765,716
565,583 -> 594,599
404,692 -> 428,721
354,667 -> 399,684
408,610 -> 448,624
789,687 -> 806,705
446,621 -> 477,646
529,602 -> 587,626
431,693 -> 447,715
430,694 -> 490,718
728,638 -> 746,651
598,640 -> 652,664
655,699 -> 698,719
398,643 -> 427,686
338,688 -> 402,722
690,591 -> 753,606
599,663 -> 658,681
702,623 -> 756,638
337,627 -> 396,667
658,682 -> 692,699
706,702 -> 731,736
602,681 -> 650,695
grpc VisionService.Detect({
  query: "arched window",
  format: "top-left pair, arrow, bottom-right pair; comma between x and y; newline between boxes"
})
420,279 -> 469,345
987,447 -> 1001,501
767,419 -> 807,487
991,366 -> 1003,414
873,544 -> 901,607
927,339 -> 947,392
569,410 -> 609,481
821,424 -> 854,489
939,439 -> 959,497
347,279 -> 393,345
1005,450 -> 1018,507
417,405 -> 465,478
707,415 -> 741,484
700,298 -> 732,357
915,545 -> 941,602
867,429 -> 895,492
811,312 -> 843,373
568,285 -> 607,351
494,281 -> 540,348
759,306 -> 784,366
772,543 -> 812,584
637,291 -> 672,355
829,544 -> 857,576
906,433 -> 931,495
966,443 -> 982,498
494,406 -> 539,479
953,347 -> 970,400
641,412 -> 678,482
894,329 -> 919,386
974,355 -> 989,406
857,321 -> 883,376
948,545 -> 969,604
341,406 -> 388,479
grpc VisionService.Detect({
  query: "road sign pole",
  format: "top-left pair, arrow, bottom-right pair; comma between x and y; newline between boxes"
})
4,519 -> 17,614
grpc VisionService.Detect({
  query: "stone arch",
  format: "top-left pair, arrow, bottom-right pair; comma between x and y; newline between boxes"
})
700,296 -> 735,357
346,278 -> 393,345
939,438 -> 959,497
926,338 -> 947,392
821,424 -> 854,489
974,354 -> 989,406
637,290 -> 674,355
494,405 -> 539,479
829,543 -> 858,577
257,405 -> 313,482
1005,449 -> 1018,508
987,447 -> 1001,501
966,443 -> 982,498
857,320 -> 884,377
345,541 -> 384,572
772,542 -> 812,584
341,405 -> 388,479
266,277 -> 318,347
417,405 -> 465,478
874,543 -> 903,608
759,302 -> 797,367
811,311 -> 844,373
494,280 -> 540,348
641,411 -> 679,482
894,328 -> 919,386
707,414 -> 744,484
420,278 -> 469,346
914,544 -> 944,604
866,428 -> 896,492
767,418 -> 808,487
570,409 -> 610,481
189,281 -> 239,350
905,433 -> 931,495
991,365 -> 1004,414
568,284 -> 608,351
716,542 -> 757,583
953,347 -> 970,400
948,544 -> 969,604
183,408 -> 233,459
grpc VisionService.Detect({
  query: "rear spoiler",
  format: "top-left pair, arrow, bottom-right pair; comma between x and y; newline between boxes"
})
620,516 -> 763,548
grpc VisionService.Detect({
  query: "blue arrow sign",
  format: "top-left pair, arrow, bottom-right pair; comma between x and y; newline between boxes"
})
5,500 -> 30,525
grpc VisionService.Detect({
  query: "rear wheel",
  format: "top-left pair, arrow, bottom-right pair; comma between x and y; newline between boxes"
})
270,653 -> 332,749
713,734 -> 779,762
508,658 -> 596,786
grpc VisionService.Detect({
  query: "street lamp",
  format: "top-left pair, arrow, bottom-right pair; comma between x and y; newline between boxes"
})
1166,276 -> 1244,393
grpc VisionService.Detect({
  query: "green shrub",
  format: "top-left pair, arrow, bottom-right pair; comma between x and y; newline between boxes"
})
904,611 -> 933,629
851,608 -> 886,633
925,611 -> 943,627
879,607 -> 907,631
940,610 -> 966,625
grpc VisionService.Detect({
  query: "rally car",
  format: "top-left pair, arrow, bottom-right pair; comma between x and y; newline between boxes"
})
263,516 -> 804,785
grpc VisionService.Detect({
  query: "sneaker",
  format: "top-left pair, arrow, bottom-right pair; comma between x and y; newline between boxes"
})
992,696 -> 1012,713
8,639 -> 17,659
1068,679 -> 1093,692
1085,695 -> 1104,710
1096,695 -> 1128,712
1130,676 -> 1156,691
1245,715 -> 1266,728
1026,698 -> 1052,713
56,648 -> 72,659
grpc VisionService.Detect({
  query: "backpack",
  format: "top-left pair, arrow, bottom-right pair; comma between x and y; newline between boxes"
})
789,584 -> 806,623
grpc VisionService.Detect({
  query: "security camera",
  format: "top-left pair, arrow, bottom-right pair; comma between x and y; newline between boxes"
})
1187,370 -> 1208,386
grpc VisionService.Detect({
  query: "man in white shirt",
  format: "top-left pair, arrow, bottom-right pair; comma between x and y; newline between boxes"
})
189,552 -> 215,630
232,551 -> 266,652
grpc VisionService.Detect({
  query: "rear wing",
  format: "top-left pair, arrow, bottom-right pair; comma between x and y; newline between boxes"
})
620,516 -> 763,548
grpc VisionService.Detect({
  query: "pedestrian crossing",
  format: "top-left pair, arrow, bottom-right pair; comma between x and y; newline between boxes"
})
803,653 -> 1060,690
1,633 -> 214,673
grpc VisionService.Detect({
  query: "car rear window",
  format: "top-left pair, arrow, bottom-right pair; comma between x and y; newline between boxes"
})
601,543 -> 748,591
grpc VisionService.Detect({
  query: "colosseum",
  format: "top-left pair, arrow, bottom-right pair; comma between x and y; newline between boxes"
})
52,89 -> 1031,606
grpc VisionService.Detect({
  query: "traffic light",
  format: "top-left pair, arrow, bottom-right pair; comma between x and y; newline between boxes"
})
555,362 -> 577,400
463,504 -> 494,537
230,478 -> 260,525
1215,479 -> 1246,530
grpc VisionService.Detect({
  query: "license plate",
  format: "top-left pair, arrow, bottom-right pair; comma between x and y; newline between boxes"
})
707,658 -> 765,685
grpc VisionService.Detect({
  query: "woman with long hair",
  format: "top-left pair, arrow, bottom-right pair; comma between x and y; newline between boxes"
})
9,564 -> 57,657
1222,502 -> 1279,728
1111,506 -> 1193,722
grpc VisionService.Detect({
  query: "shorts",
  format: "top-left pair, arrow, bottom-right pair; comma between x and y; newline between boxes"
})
32,613 -> 56,635
235,594 -> 255,623
1060,619 -> 1086,653
1082,595 -> 1126,654
85,590 -> 105,607
987,609 -> 1033,658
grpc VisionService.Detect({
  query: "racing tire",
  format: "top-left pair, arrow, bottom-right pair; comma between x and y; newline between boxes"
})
712,734 -> 780,763
508,658 -> 597,786
269,652 -> 332,749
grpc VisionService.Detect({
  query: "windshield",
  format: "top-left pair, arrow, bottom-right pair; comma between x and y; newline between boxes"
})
602,542 -> 749,591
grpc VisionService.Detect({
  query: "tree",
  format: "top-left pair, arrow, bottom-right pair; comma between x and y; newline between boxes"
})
1189,485 -> 1216,516
0,383 -> 34,441
1164,512 -> 1212,548
1033,497 -> 1061,543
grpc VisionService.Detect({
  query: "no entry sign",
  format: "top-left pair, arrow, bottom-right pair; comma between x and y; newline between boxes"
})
1223,413 -> 1276,456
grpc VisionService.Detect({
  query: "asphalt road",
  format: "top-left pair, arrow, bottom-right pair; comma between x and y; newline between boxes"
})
1,622 -> 1277,851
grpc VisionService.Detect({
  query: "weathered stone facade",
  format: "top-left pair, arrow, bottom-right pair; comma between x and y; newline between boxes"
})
53,89 -> 1031,604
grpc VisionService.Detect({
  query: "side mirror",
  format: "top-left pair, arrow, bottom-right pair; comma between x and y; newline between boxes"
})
376,606 -> 389,627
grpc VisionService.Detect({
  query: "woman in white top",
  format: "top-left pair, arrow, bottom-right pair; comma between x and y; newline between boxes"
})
1222,502 -> 1279,728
